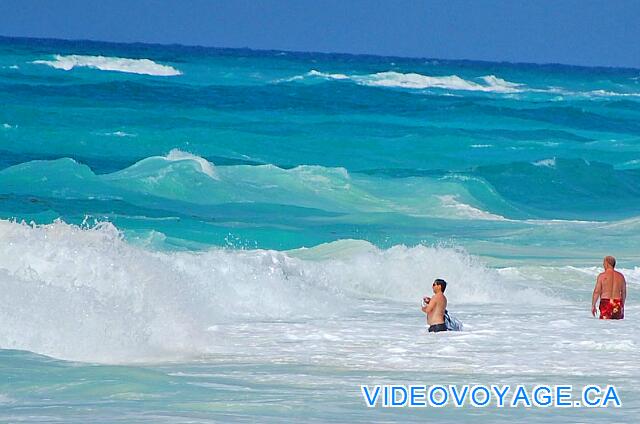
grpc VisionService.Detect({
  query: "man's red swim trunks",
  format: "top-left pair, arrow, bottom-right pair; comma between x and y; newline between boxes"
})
599,299 -> 624,320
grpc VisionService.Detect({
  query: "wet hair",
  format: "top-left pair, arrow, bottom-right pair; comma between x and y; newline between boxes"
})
604,256 -> 616,268
434,278 -> 447,292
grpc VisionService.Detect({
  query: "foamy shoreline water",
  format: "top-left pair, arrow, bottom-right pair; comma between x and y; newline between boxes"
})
1,299 -> 638,422
0,218 -> 636,364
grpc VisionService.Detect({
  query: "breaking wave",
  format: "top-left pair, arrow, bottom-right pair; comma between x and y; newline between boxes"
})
288,70 -> 524,93
0,219 -> 553,363
287,70 -> 640,98
0,149 -> 506,218
437,195 -> 508,221
32,54 -> 182,76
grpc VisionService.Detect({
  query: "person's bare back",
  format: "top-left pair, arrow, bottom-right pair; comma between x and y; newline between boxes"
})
597,270 -> 625,300
592,256 -> 627,320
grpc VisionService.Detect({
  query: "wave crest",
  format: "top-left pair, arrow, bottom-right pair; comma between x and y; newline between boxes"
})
0,220 -> 550,362
437,195 -> 508,221
32,54 -> 182,76
290,69 -> 524,93
165,149 -> 219,180
1,153 -> 513,219
357,72 -> 522,93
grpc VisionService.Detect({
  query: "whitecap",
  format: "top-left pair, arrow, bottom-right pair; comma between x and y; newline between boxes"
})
479,75 -> 523,90
104,131 -> 137,137
165,148 -> 219,180
287,69 -> 525,93
532,158 -> 556,168
437,195 -> 508,221
286,69 -> 640,99
307,69 -> 349,80
355,71 -> 523,93
615,159 -> 640,171
584,89 -> 640,98
281,69 -> 349,82
33,54 -> 182,76
0,219 -> 555,362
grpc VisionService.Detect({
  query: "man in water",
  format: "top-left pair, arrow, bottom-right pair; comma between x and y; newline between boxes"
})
592,256 -> 626,320
421,278 -> 448,332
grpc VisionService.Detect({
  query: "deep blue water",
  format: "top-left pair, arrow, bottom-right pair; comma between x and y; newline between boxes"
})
1,36 -> 640,255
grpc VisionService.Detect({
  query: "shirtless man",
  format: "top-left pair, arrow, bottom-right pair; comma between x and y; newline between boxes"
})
592,256 -> 626,320
421,279 -> 448,332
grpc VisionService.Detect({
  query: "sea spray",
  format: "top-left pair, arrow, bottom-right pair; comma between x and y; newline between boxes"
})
0,219 -> 557,362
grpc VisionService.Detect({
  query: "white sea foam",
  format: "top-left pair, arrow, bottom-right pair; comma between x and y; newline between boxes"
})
33,54 -> 182,76
104,131 -> 137,137
292,69 -> 524,93
281,69 -> 349,82
0,393 -> 15,404
2,123 -> 14,129
360,72 -> 523,92
0,219 -> 553,362
356,72 -> 524,93
532,157 -> 557,168
307,69 -> 349,80
288,69 -> 640,99
478,75 -> 522,89
584,89 -> 640,98
437,195 -> 508,221
619,159 -> 640,168
498,265 -> 640,288
165,149 -> 219,179
539,86 -> 640,99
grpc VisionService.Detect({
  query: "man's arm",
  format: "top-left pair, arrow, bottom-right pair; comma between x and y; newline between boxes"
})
592,277 -> 602,317
425,297 -> 438,315
421,297 -> 430,314
622,276 -> 627,304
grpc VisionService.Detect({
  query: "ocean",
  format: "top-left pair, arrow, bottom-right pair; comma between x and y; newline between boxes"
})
0,36 -> 638,422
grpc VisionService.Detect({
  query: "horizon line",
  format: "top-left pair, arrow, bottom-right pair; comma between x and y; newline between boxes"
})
1,34 -> 639,72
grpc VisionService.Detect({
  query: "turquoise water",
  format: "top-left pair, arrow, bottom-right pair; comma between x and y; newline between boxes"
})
0,36 -> 639,422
